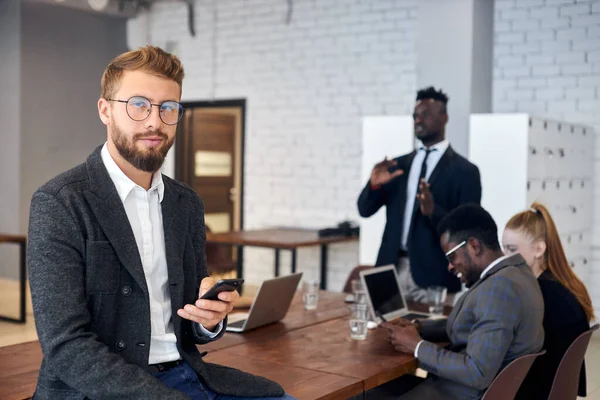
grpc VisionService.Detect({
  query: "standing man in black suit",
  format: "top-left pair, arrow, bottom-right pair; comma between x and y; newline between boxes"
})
357,87 -> 481,302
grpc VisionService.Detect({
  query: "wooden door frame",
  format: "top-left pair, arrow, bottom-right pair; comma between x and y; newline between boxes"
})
175,99 -> 246,230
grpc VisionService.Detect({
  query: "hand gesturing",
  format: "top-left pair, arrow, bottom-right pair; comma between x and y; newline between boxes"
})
370,157 -> 404,187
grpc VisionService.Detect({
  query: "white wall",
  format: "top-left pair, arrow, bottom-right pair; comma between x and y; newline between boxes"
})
18,3 -> 129,237
0,0 -> 22,278
0,2 -> 128,279
416,0 -> 494,156
136,0 -> 600,302
493,0 -> 600,315
471,0 -> 495,115
135,0 -> 419,289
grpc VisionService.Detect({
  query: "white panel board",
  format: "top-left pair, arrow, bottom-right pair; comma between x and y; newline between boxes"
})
469,114 -> 529,239
360,116 -> 414,265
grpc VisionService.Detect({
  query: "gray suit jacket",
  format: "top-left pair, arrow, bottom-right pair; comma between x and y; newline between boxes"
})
402,254 -> 544,400
27,147 -> 284,399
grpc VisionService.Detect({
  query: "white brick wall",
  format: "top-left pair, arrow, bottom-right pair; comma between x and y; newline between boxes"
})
138,0 -> 600,308
494,0 -> 600,318
139,0 -> 418,290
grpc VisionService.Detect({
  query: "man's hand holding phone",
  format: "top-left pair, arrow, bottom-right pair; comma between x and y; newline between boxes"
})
176,277 -> 242,331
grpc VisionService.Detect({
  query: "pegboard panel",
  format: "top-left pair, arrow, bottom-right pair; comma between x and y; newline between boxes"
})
470,114 -> 594,280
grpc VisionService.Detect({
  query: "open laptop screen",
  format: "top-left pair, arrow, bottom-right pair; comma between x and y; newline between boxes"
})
363,268 -> 405,316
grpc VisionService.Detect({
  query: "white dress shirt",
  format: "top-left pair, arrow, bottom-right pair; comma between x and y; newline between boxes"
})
480,255 -> 510,279
414,254 -> 511,358
401,140 -> 450,250
101,143 -> 218,364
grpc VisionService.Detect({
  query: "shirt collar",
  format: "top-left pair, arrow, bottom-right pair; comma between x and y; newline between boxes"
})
480,255 -> 511,279
419,139 -> 449,154
100,142 -> 164,203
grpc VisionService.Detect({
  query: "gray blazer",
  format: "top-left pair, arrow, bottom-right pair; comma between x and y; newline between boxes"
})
402,254 -> 544,400
27,147 -> 284,399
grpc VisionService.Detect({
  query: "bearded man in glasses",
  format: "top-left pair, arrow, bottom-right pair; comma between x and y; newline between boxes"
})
373,204 -> 544,400
27,46 -> 291,400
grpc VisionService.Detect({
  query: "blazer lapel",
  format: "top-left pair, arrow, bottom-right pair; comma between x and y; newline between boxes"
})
407,146 -> 454,236
395,150 -> 417,204
481,254 -> 527,280
83,147 -> 148,294
161,180 -> 186,314
447,254 -> 525,329
427,146 -> 454,188
405,150 -> 418,171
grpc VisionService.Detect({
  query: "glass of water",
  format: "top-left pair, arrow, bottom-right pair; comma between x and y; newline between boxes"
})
349,303 -> 369,340
302,281 -> 320,310
427,285 -> 447,316
351,279 -> 367,305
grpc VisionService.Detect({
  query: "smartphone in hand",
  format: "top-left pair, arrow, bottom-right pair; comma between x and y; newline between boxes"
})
200,279 -> 244,301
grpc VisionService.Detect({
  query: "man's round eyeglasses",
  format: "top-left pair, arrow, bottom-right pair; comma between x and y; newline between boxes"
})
107,96 -> 184,126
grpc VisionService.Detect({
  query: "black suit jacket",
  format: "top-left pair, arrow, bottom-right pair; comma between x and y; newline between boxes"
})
357,146 -> 481,292
27,146 -> 284,399
515,270 -> 589,400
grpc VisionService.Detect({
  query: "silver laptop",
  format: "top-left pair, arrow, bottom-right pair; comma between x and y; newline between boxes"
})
360,265 -> 431,323
226,273 -> 303,333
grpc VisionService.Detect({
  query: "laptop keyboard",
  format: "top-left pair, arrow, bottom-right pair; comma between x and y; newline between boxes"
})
228,319 -> 246,328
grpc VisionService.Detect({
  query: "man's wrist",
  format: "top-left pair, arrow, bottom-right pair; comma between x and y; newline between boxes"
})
422,205 -> 435,217
195,320 -> 223,338
411,319 -> 421,332
370,181 -> 382,190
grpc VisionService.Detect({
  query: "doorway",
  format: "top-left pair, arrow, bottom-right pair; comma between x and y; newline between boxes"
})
175,100 -> 245,274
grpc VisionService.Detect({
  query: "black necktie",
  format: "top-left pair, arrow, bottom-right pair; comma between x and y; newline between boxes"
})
417,148 -> 435,190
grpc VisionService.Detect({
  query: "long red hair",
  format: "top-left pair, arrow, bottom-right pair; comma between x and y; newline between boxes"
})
506,202 -> 594,322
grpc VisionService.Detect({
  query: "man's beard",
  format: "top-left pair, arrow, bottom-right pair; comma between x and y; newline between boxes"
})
415,128 -> 440,143
111,119 -> 174,173
462,251 -> 481,288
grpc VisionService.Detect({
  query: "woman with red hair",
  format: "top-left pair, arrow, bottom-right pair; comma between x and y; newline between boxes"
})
503,202 -> 594,399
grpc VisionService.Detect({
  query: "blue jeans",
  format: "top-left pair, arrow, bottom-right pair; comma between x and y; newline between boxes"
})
153,360 -> 296,400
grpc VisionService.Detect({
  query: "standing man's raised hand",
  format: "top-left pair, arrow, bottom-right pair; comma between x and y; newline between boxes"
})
370,157 -> 404,188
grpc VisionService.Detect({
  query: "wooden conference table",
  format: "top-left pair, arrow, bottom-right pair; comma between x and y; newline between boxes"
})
206,228 -> 359,290
0,291 -> 436,400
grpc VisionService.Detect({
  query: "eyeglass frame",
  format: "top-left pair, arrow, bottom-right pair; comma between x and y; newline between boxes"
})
107,96 -> 184,126
445,240 -> 466,265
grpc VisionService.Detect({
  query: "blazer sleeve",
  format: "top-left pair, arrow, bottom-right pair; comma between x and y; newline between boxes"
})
27,191 -> 188,399
189,195 -> 228,344
416,276 -> 521,391
418,318 -> 450,343
428,164 -> 482,229
357,181 -> 386,218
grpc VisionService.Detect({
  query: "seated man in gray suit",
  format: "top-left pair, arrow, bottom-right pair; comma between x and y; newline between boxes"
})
379,204 -> 544,400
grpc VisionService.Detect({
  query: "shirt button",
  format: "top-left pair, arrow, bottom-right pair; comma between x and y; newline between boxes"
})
115,341 -> 126,351
121,286 -> 132,296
